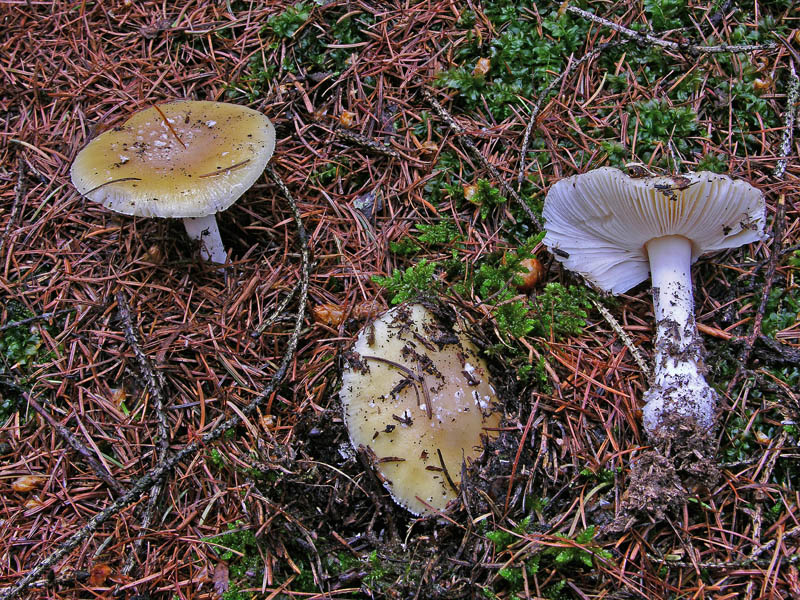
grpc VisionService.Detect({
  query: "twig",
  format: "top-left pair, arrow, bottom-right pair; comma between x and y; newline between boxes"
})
647,525 -> 800,569
436,448 -> 458,494
734,59 -> 798,372
116,292 -> 169,434
591,299 -> 651,379
743,431 -> 788,600
0,309 -> 73,333
518,42 -> 619,186
566,6 -> 776,54
0,167 -> 311,600
22,390 -> 126,495
116,291 -> 171,577
334,127 -> 400,159
253,279 -> 302,336
774,60 -> 798,180
418,84 -> 543,231
0,158 -> 26,261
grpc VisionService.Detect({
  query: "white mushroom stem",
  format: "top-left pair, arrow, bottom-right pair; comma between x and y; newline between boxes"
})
642,235 -> 717,433
182,215 -> 227,264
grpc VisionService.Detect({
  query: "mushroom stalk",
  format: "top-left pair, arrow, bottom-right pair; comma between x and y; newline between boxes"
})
642,235 -> 717,432
182,215 -> 227,264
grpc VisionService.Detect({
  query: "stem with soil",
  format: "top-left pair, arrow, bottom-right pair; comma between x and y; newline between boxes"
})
642,235 -> 717,433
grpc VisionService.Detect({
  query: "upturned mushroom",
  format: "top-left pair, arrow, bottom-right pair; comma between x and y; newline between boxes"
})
340,303 -> 501,515
542,167 -> 766,433
71,100 -> 276,263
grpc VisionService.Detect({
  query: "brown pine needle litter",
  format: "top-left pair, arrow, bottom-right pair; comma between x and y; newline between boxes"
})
1,2 -> 799,599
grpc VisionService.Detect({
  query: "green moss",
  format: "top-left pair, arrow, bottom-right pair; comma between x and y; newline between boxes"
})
467,179 -> 507,219
372,259 -> 440,304
389,220 -> 462,256
221,583 -> 252,600
485,525 -> 613,600
208,448 -> 225,469
203,523 -> 262,580
266,2 -> 312,38
762,287 -> 799,339
0,302 -> 59,419
228,5 -> 375,101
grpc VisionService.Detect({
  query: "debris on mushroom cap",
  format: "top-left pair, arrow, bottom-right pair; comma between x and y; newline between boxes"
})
70,101 -> 276,219
340,303 -> 501,515
542,167 -> 766,294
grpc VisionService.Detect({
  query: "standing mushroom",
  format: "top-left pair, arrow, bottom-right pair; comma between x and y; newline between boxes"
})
71,100 -> 276,263
340,303 -> 501,515
542,167 -> 766,434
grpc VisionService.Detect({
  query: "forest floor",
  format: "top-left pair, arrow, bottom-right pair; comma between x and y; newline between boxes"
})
2,1 -> 800,599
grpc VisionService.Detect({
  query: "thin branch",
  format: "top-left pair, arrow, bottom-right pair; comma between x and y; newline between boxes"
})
591,299 -> 651,379
0,167 -> 311,600
735,59 -> 798,371
0,309 -> 72,333
774,60 -> 798,180
116,291 -> 170,452
23,390 -> 126,495
566,6 -> 776,54
116,291 -> 171,577
518,42 -> 620,186
418,84 -> 543,231
0,158 -> 26,261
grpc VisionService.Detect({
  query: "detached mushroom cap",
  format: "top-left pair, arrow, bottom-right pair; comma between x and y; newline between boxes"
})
70,100 -> 275,218
542,167 -> 766,294
341,303 -> 501,516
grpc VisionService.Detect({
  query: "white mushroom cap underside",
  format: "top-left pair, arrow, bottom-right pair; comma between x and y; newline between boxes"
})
71,101 -> 276,218
542,167 -> 766,294
340,304 -> 501,515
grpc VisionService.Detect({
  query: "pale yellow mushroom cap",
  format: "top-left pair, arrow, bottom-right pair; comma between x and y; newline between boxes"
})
341,303 -> 501,515
70,101 -> 276,218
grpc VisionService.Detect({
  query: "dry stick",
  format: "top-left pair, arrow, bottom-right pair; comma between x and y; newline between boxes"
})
565,6 -> 776,54
744,430 -> 789,600
735,59 -> 798,374
253,278 -> 302,336
116,291 -> 171,577
0,168 -> 311,600
647,525 -> 800,569
0,158 -> 26,261
735,58 -> 798,600
334,127 -> 400,159
591,299 -> 651,379
22,390 -> 126,495
0,309 -> 72,333
418,85 -> 543,231
518,42 -> 619,186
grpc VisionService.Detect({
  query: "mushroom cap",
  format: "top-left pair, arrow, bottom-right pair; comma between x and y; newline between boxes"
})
542,167 -> 766,294
70,101 -> 275,218
340,303 -> 501,516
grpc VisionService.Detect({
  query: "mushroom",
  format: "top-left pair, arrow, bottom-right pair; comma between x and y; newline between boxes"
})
340,303 -> 501,515
542,167 -> 766,433
71,100 -> 276,263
